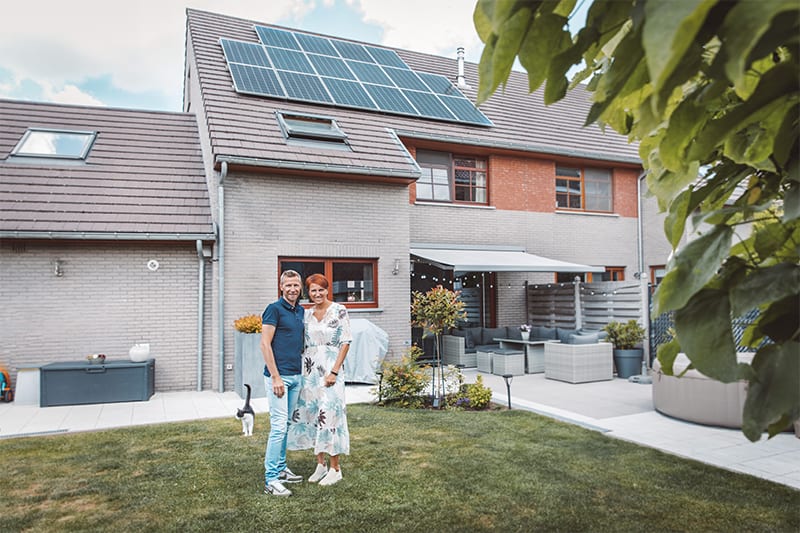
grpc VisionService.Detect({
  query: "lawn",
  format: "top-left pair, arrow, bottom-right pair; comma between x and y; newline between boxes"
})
2,404 -> 797,532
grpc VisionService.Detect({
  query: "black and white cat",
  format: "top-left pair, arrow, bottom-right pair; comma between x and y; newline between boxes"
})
235,383 -> 255,437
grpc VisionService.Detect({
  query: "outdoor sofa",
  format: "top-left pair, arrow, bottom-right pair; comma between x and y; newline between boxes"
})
544,340 -> 614,384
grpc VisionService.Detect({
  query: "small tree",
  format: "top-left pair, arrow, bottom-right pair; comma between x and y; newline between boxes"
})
410,285 -> 467,406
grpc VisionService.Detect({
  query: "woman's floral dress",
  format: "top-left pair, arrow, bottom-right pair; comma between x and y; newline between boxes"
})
288,302 -> 353,455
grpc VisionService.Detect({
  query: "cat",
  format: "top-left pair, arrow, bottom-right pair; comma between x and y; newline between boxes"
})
235,383 -> 255,437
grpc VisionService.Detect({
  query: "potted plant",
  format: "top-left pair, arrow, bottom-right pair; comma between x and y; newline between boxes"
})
233,314 -> 265,399
410,286 -> 466,408
603,320 -> 646,379
520,324 -> 532,341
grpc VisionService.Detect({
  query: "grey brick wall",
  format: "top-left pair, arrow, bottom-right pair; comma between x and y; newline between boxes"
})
220,172 -> 411,387
0,239 -> 212,392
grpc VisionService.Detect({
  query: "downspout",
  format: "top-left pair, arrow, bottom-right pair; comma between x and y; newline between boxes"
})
637,171 -> 647,277
195,239 -> 206,391
218,161 -> 228,392
635,170 -> 653,382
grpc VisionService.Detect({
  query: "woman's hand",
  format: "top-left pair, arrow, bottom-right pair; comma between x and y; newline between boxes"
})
324,373 -> 337,387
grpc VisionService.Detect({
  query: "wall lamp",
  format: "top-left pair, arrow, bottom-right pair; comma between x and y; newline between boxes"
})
392,259 -> 400,275
54,259 -> 64,277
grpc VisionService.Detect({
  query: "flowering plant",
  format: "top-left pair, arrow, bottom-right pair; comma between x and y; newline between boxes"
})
234,314 -> 262,333
87,353 -> 106,362
519,324 -> 532,332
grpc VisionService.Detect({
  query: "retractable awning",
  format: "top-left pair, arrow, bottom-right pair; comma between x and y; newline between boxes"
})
410,244 -> 604,273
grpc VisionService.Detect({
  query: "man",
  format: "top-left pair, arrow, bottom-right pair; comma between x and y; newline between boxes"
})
261,269 -> 305,496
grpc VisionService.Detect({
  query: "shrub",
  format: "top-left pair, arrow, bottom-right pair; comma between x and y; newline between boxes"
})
234,314 -> 262,333
455,374 -> 493,410
603,320 -> 645,350
378,346 -> 430,409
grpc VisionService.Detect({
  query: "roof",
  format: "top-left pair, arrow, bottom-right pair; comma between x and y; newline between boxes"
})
0,99 -> 214,239
185,9 -> 641,182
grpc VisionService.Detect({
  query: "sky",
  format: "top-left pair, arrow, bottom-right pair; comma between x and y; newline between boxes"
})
0,0 -> 588,112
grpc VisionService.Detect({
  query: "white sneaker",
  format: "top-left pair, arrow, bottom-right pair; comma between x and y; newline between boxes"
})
318,467 -> 342,486
264,479 -> 292,497
308,463 -> 328,483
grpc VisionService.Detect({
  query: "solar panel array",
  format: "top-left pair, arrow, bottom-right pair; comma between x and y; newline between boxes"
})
219,26 -> 492,127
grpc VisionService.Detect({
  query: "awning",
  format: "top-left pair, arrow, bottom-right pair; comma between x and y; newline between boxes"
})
410,244 -> 604,273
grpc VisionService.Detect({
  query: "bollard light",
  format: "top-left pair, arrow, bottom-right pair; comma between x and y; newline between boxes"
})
502,374 -> 513,409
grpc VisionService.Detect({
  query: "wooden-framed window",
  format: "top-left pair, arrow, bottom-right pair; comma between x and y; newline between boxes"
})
556,267 -> 623,283
278,257 -> 378,309
556,165 -> 612,212
650,265 -> 666,285
605,267 -> 625,281
416,149 -> 488,205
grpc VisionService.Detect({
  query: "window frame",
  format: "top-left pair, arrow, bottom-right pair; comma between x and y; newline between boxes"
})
555,165 -> 613,213
275,111 -> 349,147
605,267 -> 625,281
11,128 -> 97,160
278,257 -> 379,309
416,151 -> 489,206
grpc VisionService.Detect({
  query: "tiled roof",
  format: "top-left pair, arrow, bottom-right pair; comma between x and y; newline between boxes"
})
186,9 -> 640,181
0,99 -> 214,238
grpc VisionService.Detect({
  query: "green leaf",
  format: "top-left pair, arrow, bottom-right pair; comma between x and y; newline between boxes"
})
724,96 -> 797,171
718,0 -> 800,92
663,188 -> 690,249
518,12 -> 572,94
674,289 -> 739,382
730,263 -> 800,316
742,342 -> 800,441
655,338 -> 681,376
642,0 -> 718,110
491,7 -> 533,87
655,225 -> 733,314
473,0 -> 495,42
758,295 -> 800,343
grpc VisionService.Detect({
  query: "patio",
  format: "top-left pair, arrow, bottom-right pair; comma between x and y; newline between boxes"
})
1,371 -> 798,490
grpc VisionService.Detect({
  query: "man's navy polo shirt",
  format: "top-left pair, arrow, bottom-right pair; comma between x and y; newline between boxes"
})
261,297 -> 304,377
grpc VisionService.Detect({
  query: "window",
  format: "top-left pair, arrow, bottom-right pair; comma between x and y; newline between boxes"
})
279,257 -> 378,308
12,128 -> 96,159
556,267 -> 624,283
556,165 -> 612,212
605,267 -> 625,281
650,265 -> 666,285
276,111 -> 348,146
416,149 -> 488,205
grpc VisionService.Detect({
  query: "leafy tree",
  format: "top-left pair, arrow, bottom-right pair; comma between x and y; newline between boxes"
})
474,0 -> 799,440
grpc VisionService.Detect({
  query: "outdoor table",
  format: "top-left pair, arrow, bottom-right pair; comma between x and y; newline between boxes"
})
493,338 -> 549,374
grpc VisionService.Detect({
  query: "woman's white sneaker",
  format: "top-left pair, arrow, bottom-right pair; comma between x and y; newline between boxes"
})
308,463 -> 328,483
318,468 -> 342,486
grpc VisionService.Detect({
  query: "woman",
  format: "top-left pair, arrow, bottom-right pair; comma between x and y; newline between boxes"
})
288,273 -> 352,486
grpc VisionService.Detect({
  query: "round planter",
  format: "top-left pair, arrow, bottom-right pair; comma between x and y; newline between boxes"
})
613,348 -> 642,378
129,343 -> 150,362
521,331 -> 530,341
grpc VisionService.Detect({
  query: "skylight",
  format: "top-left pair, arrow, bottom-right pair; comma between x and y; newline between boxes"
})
12,128 -> 96,159
276,112 -> 348,144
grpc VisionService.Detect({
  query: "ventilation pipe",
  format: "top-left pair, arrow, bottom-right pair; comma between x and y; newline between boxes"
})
456,47 -> 469,88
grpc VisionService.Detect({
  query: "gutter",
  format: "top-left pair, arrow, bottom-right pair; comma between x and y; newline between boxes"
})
216,155 -> 421,179
218,161 -> 228,393
0,231 -> 215,240
392,129 -> 642,166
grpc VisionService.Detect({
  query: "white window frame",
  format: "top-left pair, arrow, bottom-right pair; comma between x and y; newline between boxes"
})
11,128 -> 97,160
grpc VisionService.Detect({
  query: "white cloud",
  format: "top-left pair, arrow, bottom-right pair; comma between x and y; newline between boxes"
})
43,84 -> 105,107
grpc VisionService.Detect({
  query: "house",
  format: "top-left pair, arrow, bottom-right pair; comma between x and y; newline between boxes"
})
0,8 -> 672,394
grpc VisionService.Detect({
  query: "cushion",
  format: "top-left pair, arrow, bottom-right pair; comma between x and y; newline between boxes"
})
466,327 -> 483,350
533,326 -> 557,340
449,329 -> 472,348
556,327 -> 579,342
580,329 -> 608,341
506,327 -> 523,340
567,333 -> 600,345
482,327 -> 507,345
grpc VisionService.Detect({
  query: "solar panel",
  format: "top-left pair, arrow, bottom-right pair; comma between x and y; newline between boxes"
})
295,33 -> 338,56
220,39 -> 271,68
403,90 -> 457,120
323,78 -> 377,109
384,67 -> 428,91
266,47 -> 315,74
363,85 -> 418,115
307,54 -> 355,80
439,95 -> 493,126
278,71 -> 332,103
346,61 -> 393,86
228,63 -> 285,97
255,26 -> 300,50
365,46 -> 408,69
332,40 -> 374,62
225,26 -> 492,126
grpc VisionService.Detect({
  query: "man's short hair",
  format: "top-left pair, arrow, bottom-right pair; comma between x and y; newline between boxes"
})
280,269 -> 302,284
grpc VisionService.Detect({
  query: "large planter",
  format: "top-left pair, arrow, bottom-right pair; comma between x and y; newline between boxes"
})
613,348 -> 642,379
234,331 -> 266,399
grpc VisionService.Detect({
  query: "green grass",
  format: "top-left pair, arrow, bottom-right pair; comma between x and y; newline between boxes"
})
2,405 -> 797,532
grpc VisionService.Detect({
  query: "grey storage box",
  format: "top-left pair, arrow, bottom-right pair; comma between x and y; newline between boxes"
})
40,359 -> 155,407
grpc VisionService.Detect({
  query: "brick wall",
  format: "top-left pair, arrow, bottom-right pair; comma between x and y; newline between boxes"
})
0,239 -> 212,392
221,172 -> 411,385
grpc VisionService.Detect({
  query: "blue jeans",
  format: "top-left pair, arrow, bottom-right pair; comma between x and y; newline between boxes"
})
264,374 -> 301,483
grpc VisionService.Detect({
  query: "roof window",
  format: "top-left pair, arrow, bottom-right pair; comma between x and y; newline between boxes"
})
276,112 -> 348,147
12,128 -> 96,159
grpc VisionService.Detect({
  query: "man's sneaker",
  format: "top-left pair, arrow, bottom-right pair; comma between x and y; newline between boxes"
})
278,467 -> 303,484
264,479 -> 292,497
308,463 -> 328,483
319,467 -> 342,486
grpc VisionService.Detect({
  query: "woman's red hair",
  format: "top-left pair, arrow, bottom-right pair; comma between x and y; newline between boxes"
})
305,273 -> 329,290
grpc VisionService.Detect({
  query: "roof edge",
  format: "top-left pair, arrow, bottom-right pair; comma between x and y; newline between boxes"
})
0,231 -> 216,241
216,155 -> 422,180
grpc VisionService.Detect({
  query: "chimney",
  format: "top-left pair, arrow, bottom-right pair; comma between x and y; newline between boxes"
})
456,47 -> 469,88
